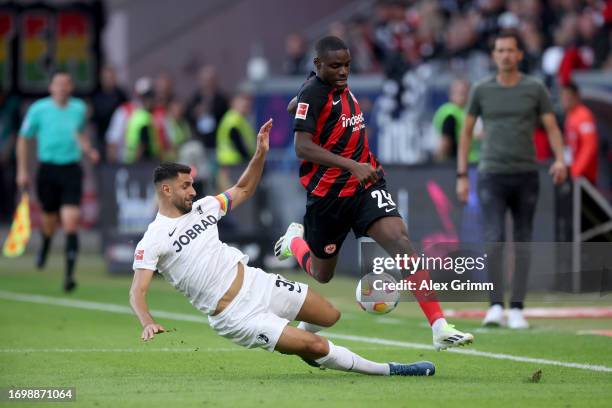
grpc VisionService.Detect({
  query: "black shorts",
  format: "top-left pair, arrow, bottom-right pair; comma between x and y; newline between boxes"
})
36,162 -> 83,213
303,179 -> 401,259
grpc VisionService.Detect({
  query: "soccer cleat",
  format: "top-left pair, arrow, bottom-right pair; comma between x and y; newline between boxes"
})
482,304 -> 505,327
389,361 -> 435,376
299,356 -> 322,368
433,323 -> 474,351
63,278 -> 77,293
507,308 -> 529,329
274,223 -> 304,260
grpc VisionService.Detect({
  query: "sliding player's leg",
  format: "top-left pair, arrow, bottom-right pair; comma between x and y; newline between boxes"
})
208,267 -> 433,376
366,216 -> 474,350
293,284 -> 340,331
288,283 -> 338,366
287,286 -> 428,376
274,325 -> 434,376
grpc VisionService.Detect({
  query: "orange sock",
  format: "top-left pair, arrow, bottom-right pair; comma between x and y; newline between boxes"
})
402,264 -> 445,326
290,237 -> 313,277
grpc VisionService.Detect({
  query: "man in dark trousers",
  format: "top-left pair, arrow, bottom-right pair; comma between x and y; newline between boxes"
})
456,31 -> 567,329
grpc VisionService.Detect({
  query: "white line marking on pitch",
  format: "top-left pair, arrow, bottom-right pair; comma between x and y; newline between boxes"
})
1,290 -> 611,373
323,333 -> 612,373
0,346 -> 388,354
0,289 -> 207,323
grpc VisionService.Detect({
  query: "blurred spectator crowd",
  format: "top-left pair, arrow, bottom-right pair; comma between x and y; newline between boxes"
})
279,0 -> 610,188
1,0 -> 611,224
282,0 -> 612,81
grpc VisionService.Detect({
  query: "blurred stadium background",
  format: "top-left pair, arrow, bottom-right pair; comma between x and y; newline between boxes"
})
1,0 -> 612,406
1,0 -> 610,279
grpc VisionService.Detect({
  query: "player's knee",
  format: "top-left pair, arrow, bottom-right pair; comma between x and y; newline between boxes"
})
318,305 -> 341,327
329,307 -> 341,326
315,273 -> 334,284
63,226 -> 78,234
61,220 -> 79,234
312,267 -> 334,284
391,228 -> 409,244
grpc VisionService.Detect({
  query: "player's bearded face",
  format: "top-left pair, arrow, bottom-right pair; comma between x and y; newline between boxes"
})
316,49 -> 351,90
171,175 -> 196,214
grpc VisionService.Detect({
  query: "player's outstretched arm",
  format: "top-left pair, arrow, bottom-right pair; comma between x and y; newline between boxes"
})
294,131 -> 378,185
222,118 -> 272,210
129,268 -> 165,341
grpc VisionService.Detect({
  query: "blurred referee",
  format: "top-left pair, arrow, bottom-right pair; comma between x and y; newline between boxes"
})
16,71 -> 99,292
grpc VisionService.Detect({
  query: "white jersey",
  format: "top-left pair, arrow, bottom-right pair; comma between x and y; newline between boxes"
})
133,194 -> 247,315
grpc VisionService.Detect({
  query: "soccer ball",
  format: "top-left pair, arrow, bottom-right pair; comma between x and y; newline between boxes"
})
355,272 -> 400,314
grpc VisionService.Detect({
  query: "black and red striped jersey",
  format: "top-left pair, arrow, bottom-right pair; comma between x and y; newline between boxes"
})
293,73 -> 381,198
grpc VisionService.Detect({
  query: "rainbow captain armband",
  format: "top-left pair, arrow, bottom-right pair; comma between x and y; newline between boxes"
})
215,191 -> 233,214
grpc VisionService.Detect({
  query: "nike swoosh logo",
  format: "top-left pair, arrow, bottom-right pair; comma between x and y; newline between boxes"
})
332,99 -> 341,105
169,227 -> 177,237
385,207 -> 396,213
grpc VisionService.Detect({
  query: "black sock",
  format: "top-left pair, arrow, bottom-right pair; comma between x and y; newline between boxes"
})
36,232 -> 52,268
41,234 -> 51,253
491,302 -> 504,308
509,301 -> 524,310
65,233 -> 79,280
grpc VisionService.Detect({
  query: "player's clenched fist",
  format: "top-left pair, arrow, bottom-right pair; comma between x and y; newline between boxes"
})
141,323 -> 165,341
256,118 -> 273,154
349,162 -> 378,185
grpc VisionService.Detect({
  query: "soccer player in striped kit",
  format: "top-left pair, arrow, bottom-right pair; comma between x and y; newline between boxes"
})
277,36 -> 473,354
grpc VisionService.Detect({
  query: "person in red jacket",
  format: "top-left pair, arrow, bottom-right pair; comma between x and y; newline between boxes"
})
560,81 -> 599,184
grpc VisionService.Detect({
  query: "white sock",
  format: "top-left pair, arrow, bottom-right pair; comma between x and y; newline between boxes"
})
297,321 -> 324,333
431,317 -> 448,333
314,341 -> 390,376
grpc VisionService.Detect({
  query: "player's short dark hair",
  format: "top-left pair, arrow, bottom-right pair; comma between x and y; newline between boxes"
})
493,30 -> 524,51
153,162 -> 191,184
315,36 -> 348,58
562,80 -> 580,95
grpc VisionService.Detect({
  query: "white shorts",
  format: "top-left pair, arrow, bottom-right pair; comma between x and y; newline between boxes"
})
207,264 -> 308,352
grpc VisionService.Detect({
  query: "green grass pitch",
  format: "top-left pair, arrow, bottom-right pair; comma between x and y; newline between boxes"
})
1,255 -> 611,407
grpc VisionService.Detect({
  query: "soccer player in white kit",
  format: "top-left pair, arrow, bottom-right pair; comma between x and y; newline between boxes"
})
129,119 -> 435,376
